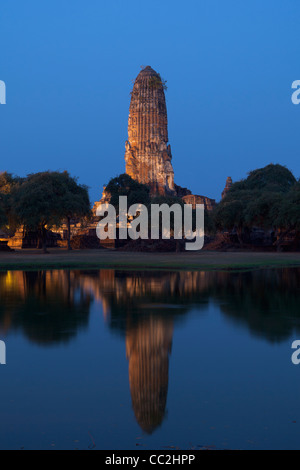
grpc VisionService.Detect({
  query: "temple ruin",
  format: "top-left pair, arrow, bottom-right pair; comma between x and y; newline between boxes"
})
222,177 -> 233,199
97,65 -> 216,211
125,66 -> 175,196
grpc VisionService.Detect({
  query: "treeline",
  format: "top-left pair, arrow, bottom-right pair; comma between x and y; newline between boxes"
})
212,164 -> 300,250
104,165 -> 300,251
1,164 -> 299,253
0,171 -> 91,252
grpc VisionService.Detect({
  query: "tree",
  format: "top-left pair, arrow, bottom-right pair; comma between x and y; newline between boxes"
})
272,181 -> 300,250
54,172 -> 91,250
245,192 -> 282,230
0,172 -> 24,194
214,190 -> 256,245
105,174 -> 150,214
213,164 -> 298,246
0,172 -> 23,234
11,171 -> 91,253
204,208 -> 215,236
0,194 -> 6,229
245,164 -> 296,192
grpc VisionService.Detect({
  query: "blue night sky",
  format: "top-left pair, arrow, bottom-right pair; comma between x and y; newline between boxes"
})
1,0 -> 300,204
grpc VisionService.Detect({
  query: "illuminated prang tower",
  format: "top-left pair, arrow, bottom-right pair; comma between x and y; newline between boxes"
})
125,66 -> 175,195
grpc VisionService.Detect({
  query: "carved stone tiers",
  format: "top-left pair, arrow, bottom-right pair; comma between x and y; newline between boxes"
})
125,66 -> 175,195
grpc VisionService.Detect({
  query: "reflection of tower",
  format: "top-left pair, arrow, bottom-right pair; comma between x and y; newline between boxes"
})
126,317 -> 173,434
125,66 -> 175,196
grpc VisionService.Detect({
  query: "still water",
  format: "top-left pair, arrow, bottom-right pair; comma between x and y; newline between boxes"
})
0,268 -> 300,450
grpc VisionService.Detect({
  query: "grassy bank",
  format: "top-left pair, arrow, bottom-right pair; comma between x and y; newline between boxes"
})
1,249 -> 300,272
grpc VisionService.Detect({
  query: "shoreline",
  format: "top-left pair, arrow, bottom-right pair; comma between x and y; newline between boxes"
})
1,249 -> 300,272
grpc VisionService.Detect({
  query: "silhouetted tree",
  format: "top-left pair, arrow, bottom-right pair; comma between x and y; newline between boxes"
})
213,164 -> 298,247
55,171 -> 91,250
11,171 -> 91,253
105,173 -> 150,214
0,172 -> 23,234
0,194 -> 6,229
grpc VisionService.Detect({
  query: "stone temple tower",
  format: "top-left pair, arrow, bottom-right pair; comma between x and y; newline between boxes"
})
125,66 -> 175,195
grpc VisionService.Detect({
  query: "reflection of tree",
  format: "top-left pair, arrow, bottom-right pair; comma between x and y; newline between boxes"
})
0,271 -> 92,345
211,269 -> 300,343
93,269 -> 300,343
2,268 -> 299,347
1,267 -> 300,432
77,270 -> 211,335
77,268 -> 300,431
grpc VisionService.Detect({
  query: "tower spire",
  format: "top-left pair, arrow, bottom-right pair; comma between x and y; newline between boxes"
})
125,66 -> 175,195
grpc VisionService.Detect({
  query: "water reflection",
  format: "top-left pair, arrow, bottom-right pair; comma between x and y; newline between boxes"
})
0,271 -> 92,345
78,269 -> 300,343
126,317 -> 173,433
0,268 -> 300,433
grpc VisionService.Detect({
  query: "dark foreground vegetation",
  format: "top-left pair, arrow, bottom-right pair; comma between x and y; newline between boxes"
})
103,164 -> 300,252
0,171 -> 91,252
212,164 -> 300,251
0,163 -> 299,253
